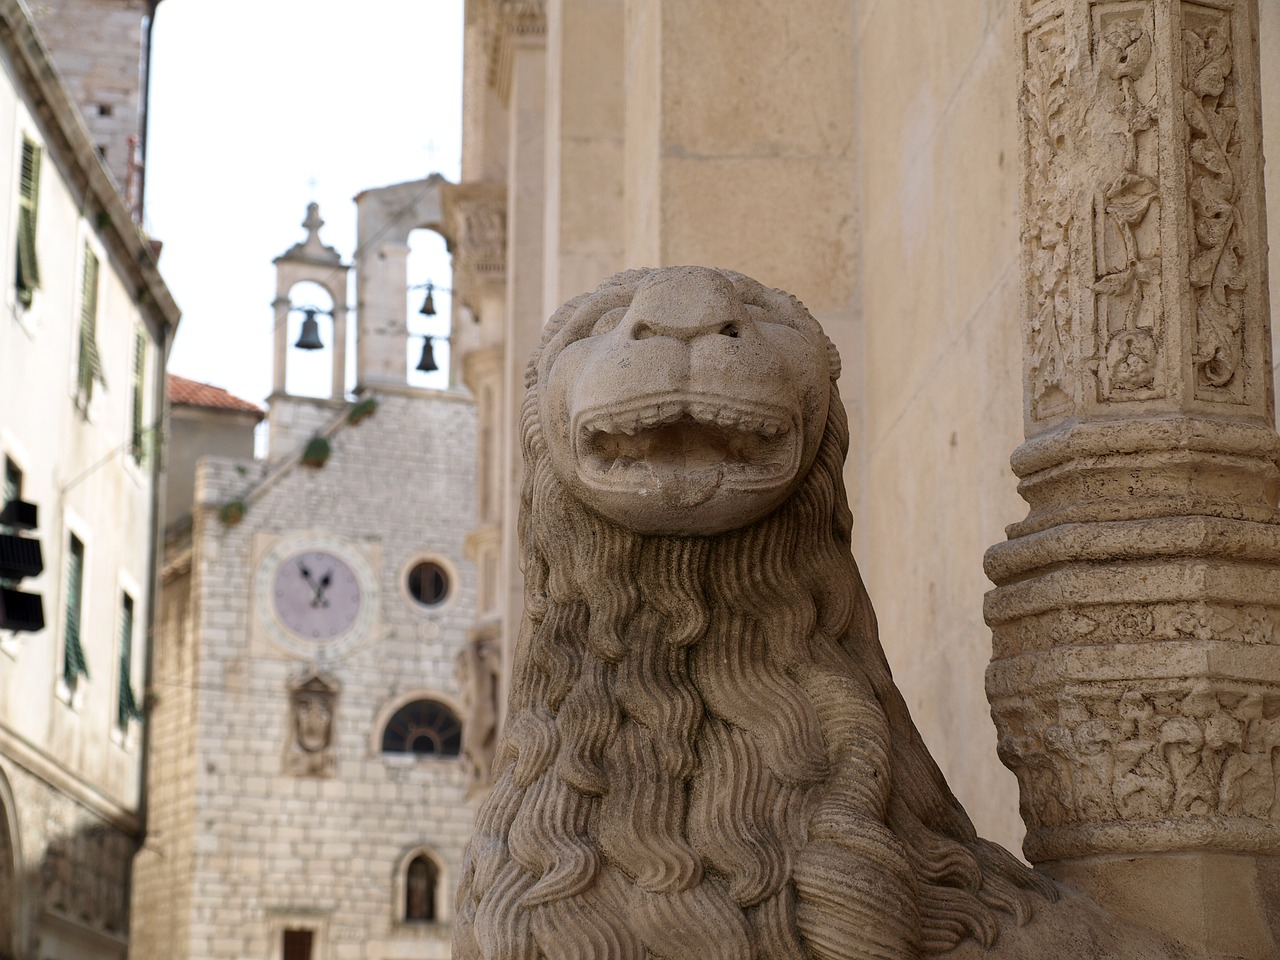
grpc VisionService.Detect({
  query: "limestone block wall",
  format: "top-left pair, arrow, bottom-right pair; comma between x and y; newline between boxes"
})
0,757 -> 134,960
26,0 -> 151,193
128,558 -> 197,960
848,0 -> 1028,851
132,390 -> 478,960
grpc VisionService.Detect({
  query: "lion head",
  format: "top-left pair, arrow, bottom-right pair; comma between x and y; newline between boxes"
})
454,267 -> 1056,960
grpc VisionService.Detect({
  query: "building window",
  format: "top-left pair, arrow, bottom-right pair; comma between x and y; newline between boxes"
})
406,560 -> 449,607
14,137 -> 40,307
381,699 -> 461,757
63,535 -> 89,693
116,592 -> 142,731
129,328 -> 146,462
281,929 -> 313,960
75,247 -> 105,409
405,854 -> 438,922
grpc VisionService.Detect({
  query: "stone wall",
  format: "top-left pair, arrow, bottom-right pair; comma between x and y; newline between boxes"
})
0,757 -> 134,960
128,555 -> 197,960
26,0 -> 151,199
848,0 -> 1028,851
132,389 -> 478,960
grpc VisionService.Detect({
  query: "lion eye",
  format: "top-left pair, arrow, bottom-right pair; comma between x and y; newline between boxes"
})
590,307 -> 628,337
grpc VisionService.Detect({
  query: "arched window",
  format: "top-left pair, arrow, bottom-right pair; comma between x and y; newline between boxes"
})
404,855 -> 438,922
381,699 -> 461,757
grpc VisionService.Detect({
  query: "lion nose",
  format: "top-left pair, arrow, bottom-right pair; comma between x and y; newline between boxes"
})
624,304 -> 751,343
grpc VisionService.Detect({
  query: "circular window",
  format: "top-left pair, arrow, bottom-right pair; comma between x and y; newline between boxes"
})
407,561 -> 449,607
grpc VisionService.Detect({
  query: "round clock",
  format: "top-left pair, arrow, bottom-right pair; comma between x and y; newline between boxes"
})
273,550 -> 362,641
256,534 -> 378,660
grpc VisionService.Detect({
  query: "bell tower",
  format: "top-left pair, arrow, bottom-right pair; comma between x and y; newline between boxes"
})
267,202 -> 350,460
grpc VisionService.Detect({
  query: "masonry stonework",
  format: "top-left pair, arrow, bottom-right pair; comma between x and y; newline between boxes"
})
133,385 -> 478,960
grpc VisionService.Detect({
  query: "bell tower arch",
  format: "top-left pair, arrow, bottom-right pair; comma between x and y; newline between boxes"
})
266,202 -> 351,460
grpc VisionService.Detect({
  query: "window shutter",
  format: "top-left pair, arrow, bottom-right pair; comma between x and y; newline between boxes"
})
129,328 -> 146,462
15,139 -> 41,305
63,536 -> 89,690
76,249 -> 105,403
117,593 -> 141,728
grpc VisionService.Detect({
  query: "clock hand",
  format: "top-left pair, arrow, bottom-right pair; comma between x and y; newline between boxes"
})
313,570 -> 333,608
298,561 -> 318,591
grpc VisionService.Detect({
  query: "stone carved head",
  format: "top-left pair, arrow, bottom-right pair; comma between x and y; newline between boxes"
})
538,266 -> 833,535
454,269 -> 1186,960
285,673 -> 338,777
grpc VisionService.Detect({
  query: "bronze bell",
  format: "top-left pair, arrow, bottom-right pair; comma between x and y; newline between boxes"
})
416,335 -> 439,373
419,283 -> 436,317
295,309 -> 324,350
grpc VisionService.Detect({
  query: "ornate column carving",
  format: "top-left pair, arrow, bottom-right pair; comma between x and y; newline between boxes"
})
443,182 -> 507,302
990,0 -> 1278,879
486,0 -> 546,104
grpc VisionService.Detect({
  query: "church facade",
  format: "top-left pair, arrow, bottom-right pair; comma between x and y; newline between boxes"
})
446,2 -> 1280,955
129,206 -> 478,960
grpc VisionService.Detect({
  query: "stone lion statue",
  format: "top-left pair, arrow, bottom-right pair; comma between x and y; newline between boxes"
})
454,267 -> 1191,960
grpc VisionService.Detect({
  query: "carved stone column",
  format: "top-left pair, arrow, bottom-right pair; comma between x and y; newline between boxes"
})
988,1 -> 1279,954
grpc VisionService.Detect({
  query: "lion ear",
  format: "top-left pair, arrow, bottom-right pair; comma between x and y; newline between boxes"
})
826,337 -> 842,381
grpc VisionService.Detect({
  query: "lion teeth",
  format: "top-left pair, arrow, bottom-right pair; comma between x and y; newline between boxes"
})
581,401 -> 788,442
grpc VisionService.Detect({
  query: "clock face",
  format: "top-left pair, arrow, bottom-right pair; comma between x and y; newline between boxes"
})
255,534 -> 379,660
272,551 -> 362,641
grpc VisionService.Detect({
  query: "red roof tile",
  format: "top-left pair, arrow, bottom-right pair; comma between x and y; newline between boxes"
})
167,373 -> 264,417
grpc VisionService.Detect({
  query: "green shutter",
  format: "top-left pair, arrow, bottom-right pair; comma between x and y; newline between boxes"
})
117,593 -> 141,728
76,248 -> 105,404
14,138 -> 40,305
2,458 -> 16,507
129,328 -> 146,462
63,536 -> 89,691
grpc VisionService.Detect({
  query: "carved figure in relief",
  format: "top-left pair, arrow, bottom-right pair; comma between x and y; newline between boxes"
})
284,674 -> 338,777
1090,17 -> 1163,400
996,682 -> 1280,835
1114,690 -> 1174,818
457,630 -> 502,794
454,268 -> 1191,960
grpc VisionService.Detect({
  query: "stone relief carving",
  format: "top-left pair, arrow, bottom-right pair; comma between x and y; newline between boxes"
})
444,185 -> 508,296
454,268 -> 1191,960
457,627 -> 502,796
1089,12 -> 1164,402
992,601 -> 1280,658
284,673 -> 339,777
1183,16 -> 1246,399
1024,23 -> 1075,420
995,680 -> 1280,840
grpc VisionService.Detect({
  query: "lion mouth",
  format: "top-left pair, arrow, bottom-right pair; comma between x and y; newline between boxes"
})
574,394 -> 798,508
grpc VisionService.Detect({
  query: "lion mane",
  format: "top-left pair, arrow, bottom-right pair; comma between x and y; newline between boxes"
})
453,269 -> 1056,960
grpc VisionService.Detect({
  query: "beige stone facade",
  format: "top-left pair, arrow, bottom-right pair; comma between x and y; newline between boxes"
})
448,1 -> 1280,874
0,2 -> 179,958
131,210 -> 479,959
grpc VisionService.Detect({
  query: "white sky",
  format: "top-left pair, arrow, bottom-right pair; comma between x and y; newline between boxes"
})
146,1 -> 464,407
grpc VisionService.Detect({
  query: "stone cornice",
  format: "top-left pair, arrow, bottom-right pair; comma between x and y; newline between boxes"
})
0,724 -> 140,834
485,0 -> 546,103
